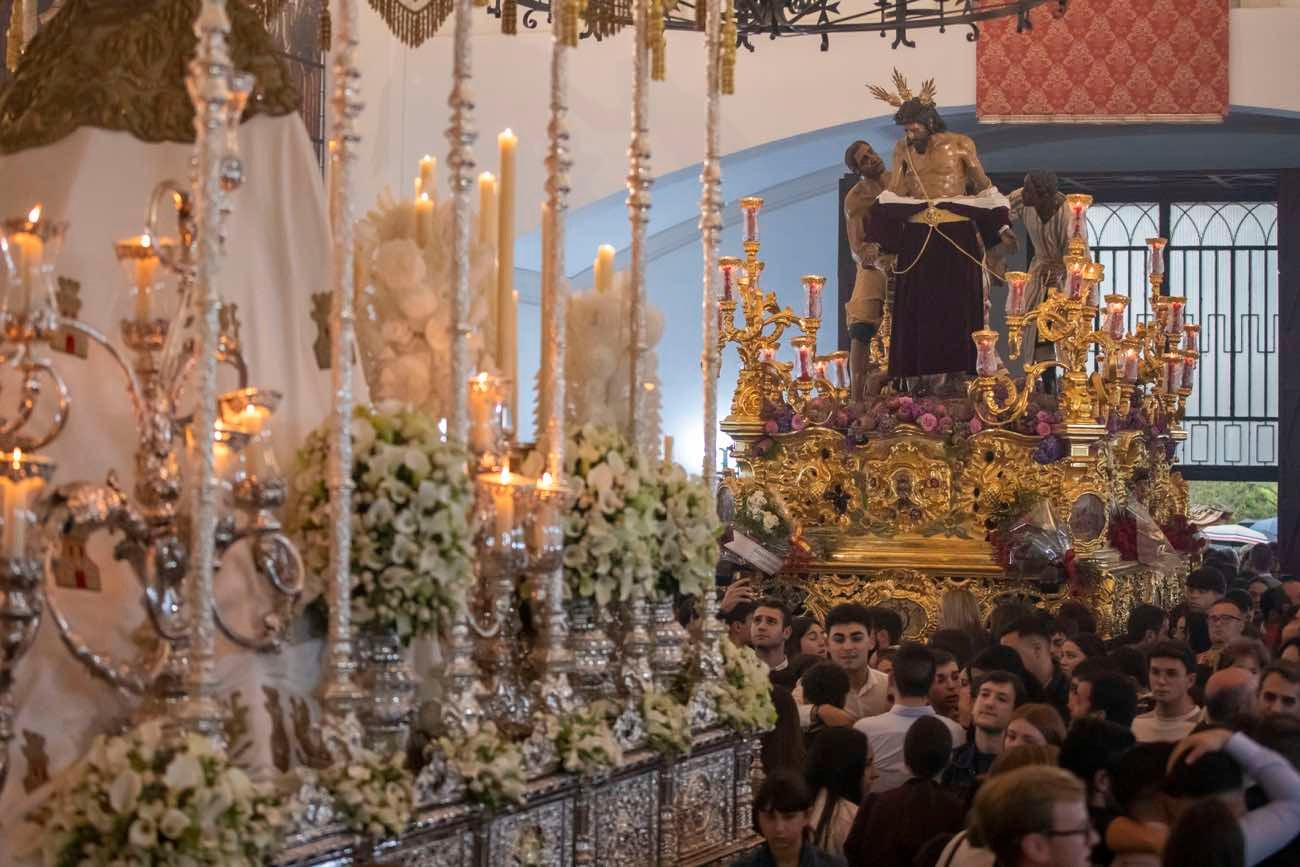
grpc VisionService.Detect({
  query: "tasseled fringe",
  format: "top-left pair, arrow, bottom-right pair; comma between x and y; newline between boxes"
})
721,0 -> 736,94
366,0 -> 453,48
502,0 -> 517,32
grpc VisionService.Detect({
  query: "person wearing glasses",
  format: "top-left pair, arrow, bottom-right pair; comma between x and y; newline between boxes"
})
1132,642 -> 1202,744
1199,598 -> 1250,670
967,765 -> 1098,867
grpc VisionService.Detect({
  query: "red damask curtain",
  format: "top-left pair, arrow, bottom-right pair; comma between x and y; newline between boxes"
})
976,0 -> 1229,122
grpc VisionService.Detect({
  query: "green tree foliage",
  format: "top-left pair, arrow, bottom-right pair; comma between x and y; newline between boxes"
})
1189,481 -> 1278,522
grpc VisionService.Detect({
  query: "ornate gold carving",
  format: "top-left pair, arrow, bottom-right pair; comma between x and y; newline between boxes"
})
21,729 -> 49,793
749,429 -> 861,530
862,440 -> 951,534
0,0 -> 299,154
262,686 -> 293,773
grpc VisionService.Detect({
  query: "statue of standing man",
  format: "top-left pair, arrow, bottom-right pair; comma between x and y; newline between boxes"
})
842,139 -> 889,403
864,72 -> 1013,391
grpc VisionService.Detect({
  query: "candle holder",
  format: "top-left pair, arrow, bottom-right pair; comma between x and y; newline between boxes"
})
1063,254 -> 1087,301
1102,294 -> 1128,341
740,196 -> 763,247
972,329 -> 1001,377
1005,270 -> 1030,317
0,551 -> 47,789
1146,237 -> 1167,278
115,234 -> 180,350
1163,296 -> 1185,337
467,371 -> 510,466
526,473 -> 576,714
1064,193 -> 1092,257
718,256 -> 740,303
2,206 -> 66,341
1080,261 -> 1104,307
801,274 -> 825,320
472,465 -> 535,736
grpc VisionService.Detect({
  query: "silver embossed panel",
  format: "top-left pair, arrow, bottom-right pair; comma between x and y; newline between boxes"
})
594,769 -> 659,867
488,798 -> 575,867
385,829 -> 475,867
673,751 -> 735,859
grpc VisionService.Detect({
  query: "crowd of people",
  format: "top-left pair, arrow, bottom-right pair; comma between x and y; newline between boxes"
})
724,541 -> 1300,867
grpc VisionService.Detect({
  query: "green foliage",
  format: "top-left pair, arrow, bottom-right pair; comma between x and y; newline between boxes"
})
1188,481 -> 1278,522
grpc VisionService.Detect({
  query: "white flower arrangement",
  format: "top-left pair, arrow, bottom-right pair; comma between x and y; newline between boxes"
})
732,482 -> 793,550
642,690 -> 692,758
292,402 -> 476,643
318,748 -> 414,840
563,275 -> 664,457
20,721 -> 288,867
354,189 -> 499,417
540,703 -> 624,777
715,640 -> 779,734
438,722 -> 528,810
562,425 -> 660,605
653,461 -> 722,599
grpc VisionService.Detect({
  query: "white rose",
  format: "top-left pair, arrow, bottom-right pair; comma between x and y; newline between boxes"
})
108,769 -> 143,814
164,753 -> 204,791
159,807 -> 190,839
373,238 -> 428,294
762,512 -> 779,532
128,816 -> 158,849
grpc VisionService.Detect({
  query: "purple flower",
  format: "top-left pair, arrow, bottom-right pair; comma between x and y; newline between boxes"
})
940,417 -> 954,433
791,414 -> 807,431
763,420 -> 778,435
899,395 -> 914,408
1032,435 -> 1067,464
969,417 -> 983,434
877,415 -> 897,435
919,412 -> 939,433
1036,410 -> 1051,423
1035,421 -> 1053,437
898,406 -> 917,423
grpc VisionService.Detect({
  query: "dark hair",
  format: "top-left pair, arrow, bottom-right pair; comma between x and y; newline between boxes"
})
1161,798 -> 1245,867
1249,543 -> 1274,573
826,602 -> 872,633
753,597 -> 790,628
844,139 -> 869,174
786,615 -> 822,659
1109,742 -> 1176,811
1069,632 -> 1107,660
1165,735 -> 1243,797
1023,170 -> 1059,205
990,601 -> 1037,640
865,606 -> 905,646
1108,646 -> 1148,688
893,98 -> 947,133
974,670 -> 1028,707
1259,587 -> 1289,623
1182,611 -> 1213,655
1059,718 -> 1136,794
1079,671 -> 1140,728
1004,614 -> 1053,643
1217,638 -> 1270,673
1147,640 -> 1197,677
801,661 -> 851,709
1251,712 -> 1300,768
754,768 -> 815,814
1126,604 -> 1168,642
761,686 -> 807,776
1221,590 -> 1253,618
970,645 -> 1033,693
930,648 -> 957,670
1280,637 -> 1300,662
904,715 -> 954,780
1188,566 -> 1228,596
892,643 -> 936,698
929,628 -> 976,668
721,600 -> 756,625
1261,661 -> 1300,689
1057,601 -> 1098,635
806,726 -> 869,808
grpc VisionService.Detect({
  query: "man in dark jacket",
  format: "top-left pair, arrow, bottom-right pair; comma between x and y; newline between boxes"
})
731,770 -> 846,867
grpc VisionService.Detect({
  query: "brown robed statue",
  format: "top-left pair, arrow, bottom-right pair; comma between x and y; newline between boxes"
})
863,71 -> 1014,386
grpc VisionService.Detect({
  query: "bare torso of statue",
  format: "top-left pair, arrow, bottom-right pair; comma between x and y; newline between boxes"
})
887,132 -> 992,200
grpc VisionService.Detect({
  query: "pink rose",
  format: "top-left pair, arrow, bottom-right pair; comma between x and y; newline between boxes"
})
919,412 -> 939,433
969,417 -> 983,434
1036,410 -> 1051,423
763,420 -> 778,434
899,396 -> 914,408
898,406 -> 916,423
1036,421 -> 1053,437
791,414 -> 807,431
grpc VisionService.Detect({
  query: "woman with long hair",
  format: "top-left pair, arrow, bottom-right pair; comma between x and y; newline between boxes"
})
787,615 -> 829,661
805,726 -> 873,857
939,588 -> 989,650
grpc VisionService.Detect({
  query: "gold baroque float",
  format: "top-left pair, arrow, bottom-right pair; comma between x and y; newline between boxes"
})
719,199 -> 1196,634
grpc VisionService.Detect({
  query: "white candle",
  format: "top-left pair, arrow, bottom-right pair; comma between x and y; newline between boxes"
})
594,244 -> 615,293
478,172 -> 498,247
415,193 -> 435,249
663,435 -> 673,463
418,155 -> 437,202
11,206 -> 44,315
491,464 -> 515,538
467,372 -> 499,455
496,130 -> 518,422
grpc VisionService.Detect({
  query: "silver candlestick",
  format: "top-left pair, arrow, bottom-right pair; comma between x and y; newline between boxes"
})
526,477 -> 575,714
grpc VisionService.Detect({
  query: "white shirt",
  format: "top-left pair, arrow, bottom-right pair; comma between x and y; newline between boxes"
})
793,666 -> 891,726
1131,706 -> 1202,743
853,703 -> 968,793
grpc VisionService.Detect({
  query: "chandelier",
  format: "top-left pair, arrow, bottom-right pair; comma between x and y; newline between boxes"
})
503,0 -> 1069,50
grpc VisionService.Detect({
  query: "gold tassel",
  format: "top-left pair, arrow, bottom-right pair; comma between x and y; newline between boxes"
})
649,0 -> 666,80
318,4 -> 332,48
502,0 -> 517,33
695,0 -> 706,31
721,0 -> 736,95
475,0 -> 488,9
6,5 -> 22,73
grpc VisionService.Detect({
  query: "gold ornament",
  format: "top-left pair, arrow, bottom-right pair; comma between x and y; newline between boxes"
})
867,68 -> 937,108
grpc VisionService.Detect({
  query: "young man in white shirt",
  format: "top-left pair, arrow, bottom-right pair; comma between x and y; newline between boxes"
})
794,602 -> 890,727
1131,641 -> 1201,743
749,597 -> 792,672
855,644 -> 966,793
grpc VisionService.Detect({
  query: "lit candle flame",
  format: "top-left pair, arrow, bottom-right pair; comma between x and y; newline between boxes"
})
11,447 -> 22,469
141,234 -> 152,249
27,205 -> 41,223
499,460 -> 510,483
540,471 -> 553,487
419,192 -> 431,203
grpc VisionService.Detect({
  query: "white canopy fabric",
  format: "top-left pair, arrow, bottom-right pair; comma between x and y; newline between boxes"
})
0,114 -> 339,850
1201,523 -> 1271,545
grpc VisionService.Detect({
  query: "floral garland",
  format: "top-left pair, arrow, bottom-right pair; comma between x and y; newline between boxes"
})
714,640 -> 778,734
1160,514 -> 1205,555
654,461 -> 723,599
1108,511 -> 1140,561
292,403 -> 476,643
20,721 -> 288,866
732,482 -> 792,551
319,749 -> 414,840
562,425 -> 660,605
642,690 -> 693,758
540,703 -> 624,777
438,722 -> 527,811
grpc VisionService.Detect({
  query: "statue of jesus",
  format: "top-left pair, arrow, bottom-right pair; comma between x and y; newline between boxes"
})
864,72 -> 1012,387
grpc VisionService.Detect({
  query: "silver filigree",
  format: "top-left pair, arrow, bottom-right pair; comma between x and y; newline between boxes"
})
414,743 -> 468,806
674,750 -> 735,859
360,625 -> 417,754
568,597 -> 614,702
594,769 -> 658,867
486,797 -> 574,867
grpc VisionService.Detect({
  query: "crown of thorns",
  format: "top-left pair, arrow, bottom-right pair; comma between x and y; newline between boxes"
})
867,69 -> 937,107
